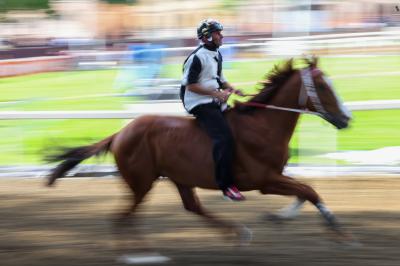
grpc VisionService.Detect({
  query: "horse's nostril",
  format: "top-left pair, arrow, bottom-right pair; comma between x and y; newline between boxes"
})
343,114 -> 351,123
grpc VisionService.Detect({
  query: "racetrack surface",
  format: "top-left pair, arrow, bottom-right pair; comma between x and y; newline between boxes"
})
0,177 -> 399,266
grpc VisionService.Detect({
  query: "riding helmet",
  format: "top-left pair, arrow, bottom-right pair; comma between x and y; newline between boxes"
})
197,19 -> 223,39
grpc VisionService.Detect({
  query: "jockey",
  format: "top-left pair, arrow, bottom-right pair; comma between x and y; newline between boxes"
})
181,19 -> 245,201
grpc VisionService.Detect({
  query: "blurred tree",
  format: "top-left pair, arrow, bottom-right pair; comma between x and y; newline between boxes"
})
0,0 -> 50,12
220,0 -> 240,9
100,0 -> 137,4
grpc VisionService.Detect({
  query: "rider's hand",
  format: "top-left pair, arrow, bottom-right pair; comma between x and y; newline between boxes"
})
212,90 -> 231,103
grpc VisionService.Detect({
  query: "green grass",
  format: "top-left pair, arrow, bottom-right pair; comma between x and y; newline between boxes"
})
163,56 -> 400,101
288,109 -> 400,164
0,119 -> 122,164
0,70 -> 121,110
1,55 -> 400,165
320,56 -> 400,101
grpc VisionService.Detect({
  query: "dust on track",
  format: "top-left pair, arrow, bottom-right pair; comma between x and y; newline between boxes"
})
0,177 -> 399,266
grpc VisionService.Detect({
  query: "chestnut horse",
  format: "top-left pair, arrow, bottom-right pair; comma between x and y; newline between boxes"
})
47,57 -> 351,242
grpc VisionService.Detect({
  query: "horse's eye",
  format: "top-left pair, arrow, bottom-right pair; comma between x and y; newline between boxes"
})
318,85 -> 327,91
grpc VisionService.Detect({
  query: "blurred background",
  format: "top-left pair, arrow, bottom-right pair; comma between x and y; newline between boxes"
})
0,0 -> 400,175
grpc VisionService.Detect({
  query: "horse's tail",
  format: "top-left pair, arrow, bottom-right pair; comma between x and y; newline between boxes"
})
46,134 -> 116,186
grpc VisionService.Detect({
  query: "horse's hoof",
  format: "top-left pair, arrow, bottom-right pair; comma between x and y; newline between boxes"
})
339,231 -> 362,247
237,225 -> 253,246
46,177 -> 56,187
325,226 -> 362,247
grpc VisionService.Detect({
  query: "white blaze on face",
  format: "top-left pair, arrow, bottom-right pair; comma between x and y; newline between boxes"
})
322,76 -> 352,119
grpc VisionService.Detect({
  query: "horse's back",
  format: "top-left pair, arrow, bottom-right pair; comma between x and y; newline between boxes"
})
145,115 -> 213,168
112,114 -> 209,160
112,114 -> 197,150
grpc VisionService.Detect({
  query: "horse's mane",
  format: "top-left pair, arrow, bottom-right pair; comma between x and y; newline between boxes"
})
235,58 -> 296,111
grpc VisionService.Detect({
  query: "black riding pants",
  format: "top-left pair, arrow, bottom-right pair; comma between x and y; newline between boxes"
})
190,102 -> 235,190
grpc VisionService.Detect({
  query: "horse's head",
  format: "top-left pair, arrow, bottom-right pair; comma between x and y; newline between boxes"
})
240,57 -> 351,129
301,57 -> 351,129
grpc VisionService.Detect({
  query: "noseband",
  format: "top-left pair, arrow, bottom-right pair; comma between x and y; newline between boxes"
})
299,68 -> 327,116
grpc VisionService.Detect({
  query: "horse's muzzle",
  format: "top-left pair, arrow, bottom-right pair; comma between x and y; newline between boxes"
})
324,113 -> 351,130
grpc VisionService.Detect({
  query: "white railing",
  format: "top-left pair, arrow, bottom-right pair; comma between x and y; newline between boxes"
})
0,99 -> 399,120
48,30 -> 400,65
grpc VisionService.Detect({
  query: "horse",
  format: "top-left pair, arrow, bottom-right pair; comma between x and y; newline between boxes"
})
46,56 -> 352,244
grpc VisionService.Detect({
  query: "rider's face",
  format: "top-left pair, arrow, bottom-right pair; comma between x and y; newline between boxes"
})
211,31 -> 223,47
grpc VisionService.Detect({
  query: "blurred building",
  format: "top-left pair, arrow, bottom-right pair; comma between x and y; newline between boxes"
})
0,0 -> 399,42
90,0 -> 400,40
0,0 -> 399,59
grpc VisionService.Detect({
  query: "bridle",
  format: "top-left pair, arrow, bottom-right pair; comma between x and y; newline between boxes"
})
239,67 -> 326,118
299,68 -> 328,116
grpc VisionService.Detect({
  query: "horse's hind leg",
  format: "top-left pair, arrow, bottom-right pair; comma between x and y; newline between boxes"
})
113,151 -> 157,222
174,183 -> 252,245
116,186 -> 151,223
116,169 -> 156,222
111,165 -> 157,250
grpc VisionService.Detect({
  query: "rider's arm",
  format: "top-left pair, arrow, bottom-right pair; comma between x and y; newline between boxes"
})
186,55 -> 229,102
187,83 -> 229,102
187,83 -> 215,96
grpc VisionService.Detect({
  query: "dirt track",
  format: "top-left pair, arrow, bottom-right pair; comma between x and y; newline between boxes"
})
0,177 -> 399,266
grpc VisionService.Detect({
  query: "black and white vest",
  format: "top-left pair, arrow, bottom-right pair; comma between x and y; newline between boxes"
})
181,45 -> 226,111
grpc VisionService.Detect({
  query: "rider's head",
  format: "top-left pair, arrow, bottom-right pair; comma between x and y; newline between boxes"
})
197,19 -> 224,48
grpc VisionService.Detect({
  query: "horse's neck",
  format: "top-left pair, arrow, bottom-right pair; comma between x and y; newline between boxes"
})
258,71 -> 302,143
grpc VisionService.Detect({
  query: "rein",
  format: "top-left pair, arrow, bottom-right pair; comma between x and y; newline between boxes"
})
237,68 -> 323,117
237,101 -> 322,116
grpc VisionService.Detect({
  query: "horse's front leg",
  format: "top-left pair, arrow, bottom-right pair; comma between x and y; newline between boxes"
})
174,183 -> 252,246
260,174 -> 342,232
260,174 -> 360,245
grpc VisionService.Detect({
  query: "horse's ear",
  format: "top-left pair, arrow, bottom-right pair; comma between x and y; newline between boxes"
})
311,56 -> 319,69
303,55 -> 318,69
